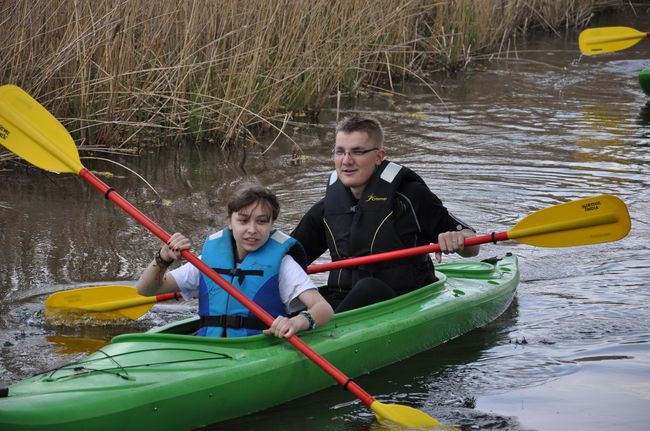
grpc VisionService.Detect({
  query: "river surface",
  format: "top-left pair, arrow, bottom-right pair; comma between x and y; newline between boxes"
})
1,10 -> 649,431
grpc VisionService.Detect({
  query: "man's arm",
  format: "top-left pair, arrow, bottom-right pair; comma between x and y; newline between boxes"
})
438,229 -> 479,258
291,199 -> 328,264
402,182 -> 480,260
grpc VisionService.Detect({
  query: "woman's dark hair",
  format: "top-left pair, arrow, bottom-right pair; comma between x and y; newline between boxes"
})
227,184 -> 280,220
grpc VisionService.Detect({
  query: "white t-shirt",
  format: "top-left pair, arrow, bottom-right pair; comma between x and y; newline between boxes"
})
169,254 -> 316,314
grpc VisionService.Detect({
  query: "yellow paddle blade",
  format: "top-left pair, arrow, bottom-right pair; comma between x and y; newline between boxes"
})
0,84 -> 83,174
371,400 -> 440,428
579,26 -> 648,55
508,195 -> 630,247
45,285 -> 156,321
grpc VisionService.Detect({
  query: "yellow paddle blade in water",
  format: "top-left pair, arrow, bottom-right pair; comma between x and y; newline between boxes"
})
0,84 -> 83,174
45,285 -> 157,321
371,400 -> 441,428
579,26 -> 649,55
508,195 -> 630,247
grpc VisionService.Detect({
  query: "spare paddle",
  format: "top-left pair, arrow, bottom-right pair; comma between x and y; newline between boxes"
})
45,285 -> 181,320
579,26 -> 649,55
0,84 -> 440,429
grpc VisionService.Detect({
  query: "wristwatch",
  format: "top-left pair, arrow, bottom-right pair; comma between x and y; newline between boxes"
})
299,310 -> 316,330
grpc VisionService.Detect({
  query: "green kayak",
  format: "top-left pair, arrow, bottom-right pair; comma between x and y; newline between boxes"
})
0,254 -> 519,430
640,67 -> 650,96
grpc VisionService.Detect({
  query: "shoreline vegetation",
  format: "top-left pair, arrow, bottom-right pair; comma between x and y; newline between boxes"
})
0,0 -> 624,162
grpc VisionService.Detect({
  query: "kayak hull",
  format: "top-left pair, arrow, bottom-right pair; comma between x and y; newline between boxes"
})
0,254 -> 519,430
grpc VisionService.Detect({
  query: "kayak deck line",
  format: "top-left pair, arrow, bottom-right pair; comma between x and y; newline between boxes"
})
39,348 -> 233,383
0,254 -> 520,431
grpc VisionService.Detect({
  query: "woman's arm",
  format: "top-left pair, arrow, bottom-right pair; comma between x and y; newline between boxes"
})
136,232 -> 190,296
296,288 -> 334,329
264,289 -> 334,338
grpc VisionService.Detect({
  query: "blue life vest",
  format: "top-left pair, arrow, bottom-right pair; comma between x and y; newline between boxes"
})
197,227 -> 301,337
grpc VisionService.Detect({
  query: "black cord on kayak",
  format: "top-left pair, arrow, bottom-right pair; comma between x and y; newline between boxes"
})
104,187 -> 115,200
491,232 -> 497,244
342,378 -> 353,390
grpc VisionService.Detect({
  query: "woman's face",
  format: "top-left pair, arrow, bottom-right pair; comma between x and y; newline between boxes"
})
229,200 -> 274,259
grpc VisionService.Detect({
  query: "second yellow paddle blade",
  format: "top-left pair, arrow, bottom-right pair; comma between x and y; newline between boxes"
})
45,285 -> 155,321
371,400 -> 440,428
508,195 -> 630,247
0,85 -> 82,174
579,26 -> 647,55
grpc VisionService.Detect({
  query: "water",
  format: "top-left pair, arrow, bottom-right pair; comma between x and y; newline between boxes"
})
1,10 -> 649,431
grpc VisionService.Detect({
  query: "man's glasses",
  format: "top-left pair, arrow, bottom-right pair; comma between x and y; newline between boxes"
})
332,147 -> 379,158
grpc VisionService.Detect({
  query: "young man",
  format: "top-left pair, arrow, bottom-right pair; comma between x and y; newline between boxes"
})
292,114 -> 479,312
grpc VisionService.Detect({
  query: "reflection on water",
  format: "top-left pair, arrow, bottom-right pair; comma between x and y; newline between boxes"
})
638,102 -> 650,128
46,335 -> 109,355
1,10 -> 650,431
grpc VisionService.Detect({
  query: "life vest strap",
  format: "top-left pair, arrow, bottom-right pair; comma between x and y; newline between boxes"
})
199,315 -> 267,330
213,267 -> 264,284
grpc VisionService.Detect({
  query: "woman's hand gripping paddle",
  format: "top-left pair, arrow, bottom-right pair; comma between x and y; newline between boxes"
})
0,84 -> 440,429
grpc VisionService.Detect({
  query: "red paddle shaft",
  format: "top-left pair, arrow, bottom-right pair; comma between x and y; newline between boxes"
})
306,232 -> 509,274
157,291 -> 182,302
78,168 -> 376,407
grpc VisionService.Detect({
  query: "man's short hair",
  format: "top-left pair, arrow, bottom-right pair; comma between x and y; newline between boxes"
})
335,114 -> 384,147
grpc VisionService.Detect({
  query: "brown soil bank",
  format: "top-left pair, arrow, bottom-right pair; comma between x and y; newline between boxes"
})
0,0 -> 624,155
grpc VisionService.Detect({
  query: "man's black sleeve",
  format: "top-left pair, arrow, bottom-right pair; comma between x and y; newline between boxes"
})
290,199 -> 328,265
401,182 -> 475,244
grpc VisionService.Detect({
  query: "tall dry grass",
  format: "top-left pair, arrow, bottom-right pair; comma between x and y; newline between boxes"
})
0,0 -> 621,154
419,0 -> 615,69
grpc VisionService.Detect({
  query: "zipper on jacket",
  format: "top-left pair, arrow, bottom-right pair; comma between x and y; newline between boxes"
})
323,218 -> 343,291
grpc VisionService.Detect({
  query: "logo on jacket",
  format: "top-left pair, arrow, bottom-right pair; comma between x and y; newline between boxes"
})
366,193 -> 388,202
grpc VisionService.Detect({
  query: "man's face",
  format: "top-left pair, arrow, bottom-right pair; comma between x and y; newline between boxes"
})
333,131 -> 385,198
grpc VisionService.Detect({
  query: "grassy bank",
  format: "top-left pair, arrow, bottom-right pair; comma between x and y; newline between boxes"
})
0,0 -> 622,156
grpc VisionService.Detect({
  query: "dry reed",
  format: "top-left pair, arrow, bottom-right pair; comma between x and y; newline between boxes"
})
0,0 -> 622,153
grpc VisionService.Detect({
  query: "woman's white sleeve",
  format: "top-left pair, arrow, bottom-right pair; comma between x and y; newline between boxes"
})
278,255 -> 317,314
169,260 -> 201,300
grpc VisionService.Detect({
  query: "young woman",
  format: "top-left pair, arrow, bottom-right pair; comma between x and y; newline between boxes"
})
137,184 -> 333,338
